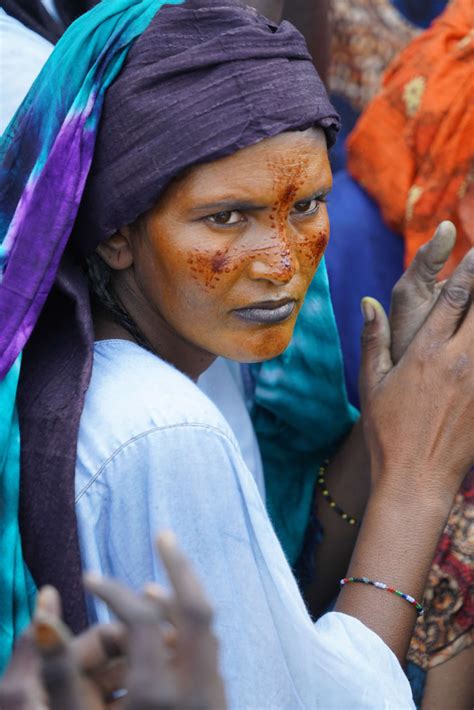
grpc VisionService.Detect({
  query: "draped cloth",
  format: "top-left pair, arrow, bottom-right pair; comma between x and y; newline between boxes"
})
0,357 -> 36,674
347,0 -> 474,276
0,0 -> 354,638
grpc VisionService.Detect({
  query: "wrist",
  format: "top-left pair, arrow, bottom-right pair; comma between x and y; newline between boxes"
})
369,461 -> 458,520
368,476 -> 455,522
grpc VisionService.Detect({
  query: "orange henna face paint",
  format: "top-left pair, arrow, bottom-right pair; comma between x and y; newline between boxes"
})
124,128 -> 331,368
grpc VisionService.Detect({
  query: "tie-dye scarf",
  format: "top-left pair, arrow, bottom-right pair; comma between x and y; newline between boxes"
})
0,0 -> 184,380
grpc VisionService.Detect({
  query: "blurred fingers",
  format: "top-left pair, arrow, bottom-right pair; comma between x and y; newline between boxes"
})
34,613 -> 85,710
84,573 -> 177,709
156,532 -> 227,709
156,532 -> 213,629
36,586 -> 62,618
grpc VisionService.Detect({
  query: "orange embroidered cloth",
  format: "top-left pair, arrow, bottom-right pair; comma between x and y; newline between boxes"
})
347,0 -> 474,276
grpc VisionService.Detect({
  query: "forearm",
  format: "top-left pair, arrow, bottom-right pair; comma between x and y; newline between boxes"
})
283,0 -> 331,83
336,480 -> 451,662
304,419 -> 370,616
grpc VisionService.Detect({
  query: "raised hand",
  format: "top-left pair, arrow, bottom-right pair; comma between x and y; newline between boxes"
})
0,533 -> 224,710
360,246 -> 474,496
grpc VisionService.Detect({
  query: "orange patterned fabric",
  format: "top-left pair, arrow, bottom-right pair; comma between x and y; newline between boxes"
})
347,0 -> 474,276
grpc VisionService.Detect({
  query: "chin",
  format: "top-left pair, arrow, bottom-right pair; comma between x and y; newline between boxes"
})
222,331 -> 293,364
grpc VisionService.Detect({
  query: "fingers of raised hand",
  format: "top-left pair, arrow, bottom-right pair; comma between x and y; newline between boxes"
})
389,224 -> 456,363
84,574 -> 177,708
33,612 -> 85,710
72,622 -> 126,671
401,221 -> 456,292
359,298 -> 393,401
155,533 -> 226,709
0,633 -> 46,710
84,574 -> 162,626
156,532 -> 214,630
419,248 -> 474,345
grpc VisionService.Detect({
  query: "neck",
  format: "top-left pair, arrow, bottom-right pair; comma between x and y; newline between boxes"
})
92,300 -> 216,383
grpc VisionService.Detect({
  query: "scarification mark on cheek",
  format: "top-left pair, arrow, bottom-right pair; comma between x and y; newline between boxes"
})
187,245 -> 250,291
298,229 -> 329,269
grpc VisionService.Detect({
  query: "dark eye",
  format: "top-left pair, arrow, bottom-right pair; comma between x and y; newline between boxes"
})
292,198 -> 321,215
207,210 -> 243,226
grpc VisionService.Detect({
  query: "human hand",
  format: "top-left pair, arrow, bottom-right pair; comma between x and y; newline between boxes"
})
0,533 -> 224,710
85,531 -> 227,710
389,221 -> 456,364
359,248 -> 473,502
0,586 -> 125,710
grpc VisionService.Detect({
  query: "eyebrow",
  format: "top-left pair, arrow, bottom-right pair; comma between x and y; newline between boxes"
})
190,199 -> 267,213
190,188 -> 332,214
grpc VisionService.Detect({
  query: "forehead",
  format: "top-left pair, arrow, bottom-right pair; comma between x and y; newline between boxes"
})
162,128 -> 331,206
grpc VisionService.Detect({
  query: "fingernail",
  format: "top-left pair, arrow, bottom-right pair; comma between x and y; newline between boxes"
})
361,298 -> 375,323
34,617 -> 64,651
37,586 -> 61,616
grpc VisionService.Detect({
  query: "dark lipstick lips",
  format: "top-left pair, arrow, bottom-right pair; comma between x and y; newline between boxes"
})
232,299 -> 296,324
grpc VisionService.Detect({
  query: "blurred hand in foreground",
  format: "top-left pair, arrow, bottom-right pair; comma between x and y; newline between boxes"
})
0,532 -> 226,710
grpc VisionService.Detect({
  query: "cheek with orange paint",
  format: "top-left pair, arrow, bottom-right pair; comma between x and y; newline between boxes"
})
185,245 -> 247,292
297,228 -> 329,272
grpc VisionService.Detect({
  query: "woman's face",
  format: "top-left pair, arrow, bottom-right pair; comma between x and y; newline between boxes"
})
121,128 -> 331,364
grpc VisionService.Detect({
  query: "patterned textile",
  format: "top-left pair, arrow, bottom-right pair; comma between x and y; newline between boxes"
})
347,0 -> 474,275
329,0 -> 419,113
408,471 -> 474,671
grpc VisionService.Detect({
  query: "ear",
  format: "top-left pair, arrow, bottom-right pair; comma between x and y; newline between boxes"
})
96,228 -> 134,270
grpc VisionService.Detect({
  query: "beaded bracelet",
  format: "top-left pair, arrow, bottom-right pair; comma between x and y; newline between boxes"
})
317,460 -> 361,528
340,577 -> 424,616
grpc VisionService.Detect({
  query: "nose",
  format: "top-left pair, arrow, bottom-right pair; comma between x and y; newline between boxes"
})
247,227 -> 299,285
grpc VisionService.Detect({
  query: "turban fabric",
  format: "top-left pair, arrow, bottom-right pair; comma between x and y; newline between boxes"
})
0,0 -> 356,638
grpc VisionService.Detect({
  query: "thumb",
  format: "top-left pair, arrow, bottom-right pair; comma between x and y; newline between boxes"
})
360,298 -> 393,401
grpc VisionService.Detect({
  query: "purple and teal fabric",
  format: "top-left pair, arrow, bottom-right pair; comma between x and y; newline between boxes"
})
0,357 -> 36,674
0,0 -> 185,667
0,0 -> 185,381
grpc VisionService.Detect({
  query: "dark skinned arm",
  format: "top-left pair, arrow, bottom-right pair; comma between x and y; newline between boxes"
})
336,245 -> 473,662
305,223 -> 462,619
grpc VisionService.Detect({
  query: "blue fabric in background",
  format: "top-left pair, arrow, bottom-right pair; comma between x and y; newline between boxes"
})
392,0 -> 448,27
325,170 -> 404,409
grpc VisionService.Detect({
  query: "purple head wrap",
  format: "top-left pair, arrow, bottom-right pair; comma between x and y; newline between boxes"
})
13,0 -> 339,633
75,0 -> 338,253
